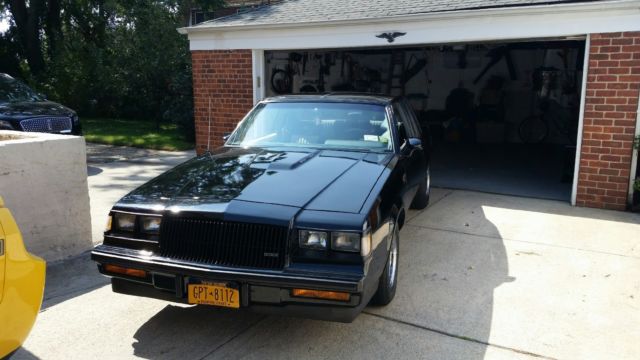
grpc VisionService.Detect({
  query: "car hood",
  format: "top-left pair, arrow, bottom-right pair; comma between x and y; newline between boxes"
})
0,100 -> 75,119
117,147 -> 392,214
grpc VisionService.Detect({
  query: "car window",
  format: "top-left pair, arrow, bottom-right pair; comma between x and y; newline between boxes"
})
392,102 -> 410,144
0,75 -> 43,103
400,99 -> 422,138
394,100 -> 421,139
227,102 -> 394,152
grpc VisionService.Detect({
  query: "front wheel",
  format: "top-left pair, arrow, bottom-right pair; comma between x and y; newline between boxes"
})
410,167 -> 431,210
370,225 -> 399,306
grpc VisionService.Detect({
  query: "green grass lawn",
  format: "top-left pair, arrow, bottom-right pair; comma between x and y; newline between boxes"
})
81,118 -> 194,151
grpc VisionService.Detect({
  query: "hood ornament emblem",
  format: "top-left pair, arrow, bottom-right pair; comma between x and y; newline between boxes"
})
376,32 -> 407,43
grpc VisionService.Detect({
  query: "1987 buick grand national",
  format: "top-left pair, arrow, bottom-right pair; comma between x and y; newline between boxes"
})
91,94 -> 431,322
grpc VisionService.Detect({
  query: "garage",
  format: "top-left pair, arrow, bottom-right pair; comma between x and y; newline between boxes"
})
262,40 -> 586,201
183,0 -> 640,210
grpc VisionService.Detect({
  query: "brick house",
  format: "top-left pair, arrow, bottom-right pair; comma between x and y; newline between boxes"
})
180,0 -> 640,211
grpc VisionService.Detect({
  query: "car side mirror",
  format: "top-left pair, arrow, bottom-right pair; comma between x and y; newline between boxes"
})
37,92 -> 47,100
222,133 -> 231,141
408,138 -> 422,148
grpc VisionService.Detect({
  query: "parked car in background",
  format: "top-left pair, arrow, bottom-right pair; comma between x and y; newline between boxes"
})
91,94 -> 431,322
0,73 -> 81,135
0,196 -> 46,359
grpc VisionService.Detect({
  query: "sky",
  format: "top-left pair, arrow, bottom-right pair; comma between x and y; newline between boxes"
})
0,10 -> 9,33
0,18 -> 8,33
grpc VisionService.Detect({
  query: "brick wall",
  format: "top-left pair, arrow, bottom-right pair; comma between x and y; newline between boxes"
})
577,31 -> 640,210
192,50 -> 253,154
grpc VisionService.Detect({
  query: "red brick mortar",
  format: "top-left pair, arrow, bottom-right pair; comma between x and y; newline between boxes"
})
577,31 -> 640,210
192,50 -> 254,154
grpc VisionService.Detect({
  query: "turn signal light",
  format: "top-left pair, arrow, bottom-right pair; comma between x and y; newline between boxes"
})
104,264 -> 147,278
292,288 -> 350,302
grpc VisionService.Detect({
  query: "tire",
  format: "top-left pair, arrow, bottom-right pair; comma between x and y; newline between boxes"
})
518,115 -> 548,144
410,167 -> 431,210
2,349 -> 18,360
371,225 -> 399,306
271,69 -> 292,94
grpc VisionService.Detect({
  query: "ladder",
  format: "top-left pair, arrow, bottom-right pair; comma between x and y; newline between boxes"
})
387,50 -> 406,96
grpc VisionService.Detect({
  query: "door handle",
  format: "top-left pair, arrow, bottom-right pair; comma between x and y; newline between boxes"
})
0,238 -> 4,256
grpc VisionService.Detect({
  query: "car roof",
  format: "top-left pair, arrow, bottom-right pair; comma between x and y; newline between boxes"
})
262,93 -> 397,106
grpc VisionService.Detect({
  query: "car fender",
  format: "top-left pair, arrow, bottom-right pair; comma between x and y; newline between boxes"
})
0,205 -> 46,358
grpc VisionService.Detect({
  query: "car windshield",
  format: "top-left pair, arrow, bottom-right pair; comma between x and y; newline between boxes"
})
227,102 -> 393,152
0,75 -> 43,103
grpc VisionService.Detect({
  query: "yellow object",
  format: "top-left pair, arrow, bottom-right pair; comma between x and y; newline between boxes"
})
188,284 -> 240,308
0,196 -> 46,358
292,288 -> 351,302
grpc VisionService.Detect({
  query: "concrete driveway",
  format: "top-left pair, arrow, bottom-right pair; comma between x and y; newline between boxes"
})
14,146 -> 640,360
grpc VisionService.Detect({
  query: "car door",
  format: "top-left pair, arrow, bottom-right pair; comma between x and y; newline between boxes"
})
392,100 -> 426,206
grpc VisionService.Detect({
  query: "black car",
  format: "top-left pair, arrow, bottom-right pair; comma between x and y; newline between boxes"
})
0,73 -> 81,135
91,94 -> 431,322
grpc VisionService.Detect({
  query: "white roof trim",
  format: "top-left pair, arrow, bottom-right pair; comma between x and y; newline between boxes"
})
183,0 -> 640,50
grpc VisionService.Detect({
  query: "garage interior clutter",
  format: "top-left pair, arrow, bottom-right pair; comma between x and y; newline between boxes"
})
265,40 -> 585,201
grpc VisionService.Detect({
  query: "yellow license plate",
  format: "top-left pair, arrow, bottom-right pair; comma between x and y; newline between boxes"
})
187,284 -> 240,308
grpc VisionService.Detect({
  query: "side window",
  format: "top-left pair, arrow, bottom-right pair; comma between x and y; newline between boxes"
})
400,99 -> 421,138
392,102 -> 409,144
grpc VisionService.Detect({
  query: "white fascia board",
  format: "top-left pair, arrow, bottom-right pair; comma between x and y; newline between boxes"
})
186,1 -> 640,50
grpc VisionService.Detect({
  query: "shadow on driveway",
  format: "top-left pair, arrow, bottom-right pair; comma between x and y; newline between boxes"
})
131,193 -> 511,359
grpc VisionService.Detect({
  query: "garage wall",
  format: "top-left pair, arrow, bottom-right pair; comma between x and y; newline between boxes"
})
577,31 -> 640,210
192,50 -> 254,154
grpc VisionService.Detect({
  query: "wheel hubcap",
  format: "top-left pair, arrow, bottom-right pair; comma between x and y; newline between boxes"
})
426,167 -> 431,195
387,233 -> 398,288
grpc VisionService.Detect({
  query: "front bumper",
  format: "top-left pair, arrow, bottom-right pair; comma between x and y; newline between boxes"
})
91,245 -> 377,323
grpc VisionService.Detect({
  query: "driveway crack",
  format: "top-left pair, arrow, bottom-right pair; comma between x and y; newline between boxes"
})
362,311 -> 556,359
406,223 -> 640,260
407,188 -> 454,223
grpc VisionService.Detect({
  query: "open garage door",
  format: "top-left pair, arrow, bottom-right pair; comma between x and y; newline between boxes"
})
264,39 -> 586,202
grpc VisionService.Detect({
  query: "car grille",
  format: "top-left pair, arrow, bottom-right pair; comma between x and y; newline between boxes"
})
159,216 -> 289,270
20,117 -> 72,133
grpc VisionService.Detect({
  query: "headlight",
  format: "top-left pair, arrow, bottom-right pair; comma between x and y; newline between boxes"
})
141,216 -> 161,234
113,213 -> 136,232
331,232 -> 361,252
0,120 -> 15,130
299,230 -> 328,250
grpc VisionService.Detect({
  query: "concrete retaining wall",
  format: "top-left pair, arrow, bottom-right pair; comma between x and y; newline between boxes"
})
0,130 -> 92,261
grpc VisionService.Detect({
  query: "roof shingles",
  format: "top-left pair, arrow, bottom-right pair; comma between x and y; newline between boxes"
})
193,0 -> 602,28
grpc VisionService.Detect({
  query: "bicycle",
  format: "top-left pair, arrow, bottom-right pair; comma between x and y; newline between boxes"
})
519,67 -> 578,144
518,98 -> 578,144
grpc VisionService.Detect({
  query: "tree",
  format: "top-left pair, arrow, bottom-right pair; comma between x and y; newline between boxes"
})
1,0 -> 228,140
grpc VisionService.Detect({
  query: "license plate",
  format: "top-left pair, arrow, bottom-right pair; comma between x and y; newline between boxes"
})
187,283 -> 240,308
